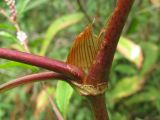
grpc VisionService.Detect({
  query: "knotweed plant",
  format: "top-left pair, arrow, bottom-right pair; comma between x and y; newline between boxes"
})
0,0 -> 135,120
0,0 -> 30,52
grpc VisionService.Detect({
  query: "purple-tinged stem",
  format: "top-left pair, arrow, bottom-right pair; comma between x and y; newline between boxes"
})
0,48 -> 84,82
0,71 -> 70,93
85,1 -> 135,120
87,94 -> 109,120
86,0 -> 135,85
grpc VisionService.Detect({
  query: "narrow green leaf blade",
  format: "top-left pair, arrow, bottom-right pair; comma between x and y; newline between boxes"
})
118,37 -> 143,68
140,42 -> 158,75
109,76 -> 140,101
0,61 -> 38,72
40,13 -> 84,56
0,31 -> 17,43
16,0 -> 31,17
24,0 -> 48,12
55,81 -> 73,118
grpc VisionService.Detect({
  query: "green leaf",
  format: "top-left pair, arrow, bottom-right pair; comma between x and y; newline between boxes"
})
16,0 -> 31,18
125,87 -> 159,105
40,13 -> 84,56
118,37 -> 143,68
115,64 -> 137,75
0,23 -> 15,31
140,42 -> 158,75
16,0 -> 48,19
109,76 -> 140,101
0,61 -> 38,72
24,0 -> 48,12
55,81 -> 73,119
0,31 -> 17,43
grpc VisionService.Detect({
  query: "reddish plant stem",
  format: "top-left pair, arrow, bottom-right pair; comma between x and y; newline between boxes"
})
86,0 -> 135,85
87,94 -> 109,120
0,72 -> 70,92
85,1 -> 135,120
0,48 -> 84,82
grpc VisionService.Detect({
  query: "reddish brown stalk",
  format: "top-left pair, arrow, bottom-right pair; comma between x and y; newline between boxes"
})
85,1 -> 135,120
86,0 -> 135,85
0,72 -> 70,93
87,94 -> 109,120
0,48 -> 84,82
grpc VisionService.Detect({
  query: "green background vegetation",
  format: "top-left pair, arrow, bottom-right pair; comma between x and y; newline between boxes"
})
0,0 -> 160,120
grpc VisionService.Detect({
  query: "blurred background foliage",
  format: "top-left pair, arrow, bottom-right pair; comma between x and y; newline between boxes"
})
0,0 -> 160,120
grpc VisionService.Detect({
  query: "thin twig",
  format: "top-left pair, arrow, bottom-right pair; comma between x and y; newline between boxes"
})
41,83 -> 64,120
0,71 -> 69,92
0,71 -> 66,119
136,3 -> 160,15
76,0 -> 100,29
0,8 -> 16,25
76,0 -> 92,24
4,0 -> 17,22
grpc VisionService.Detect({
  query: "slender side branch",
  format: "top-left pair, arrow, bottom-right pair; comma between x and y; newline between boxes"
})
0,72 -> 70,93
76,0 -> 93,24
87,0 -> 135,85
40,83 -> 64,120
0,48 -> 84,82
76,0 -> 100,29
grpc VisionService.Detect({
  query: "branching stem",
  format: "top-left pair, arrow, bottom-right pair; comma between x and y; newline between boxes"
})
87,0 -> 135,85
0,48 -> 84,82
0,72 -> 69,92
86,1 -> 135,120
